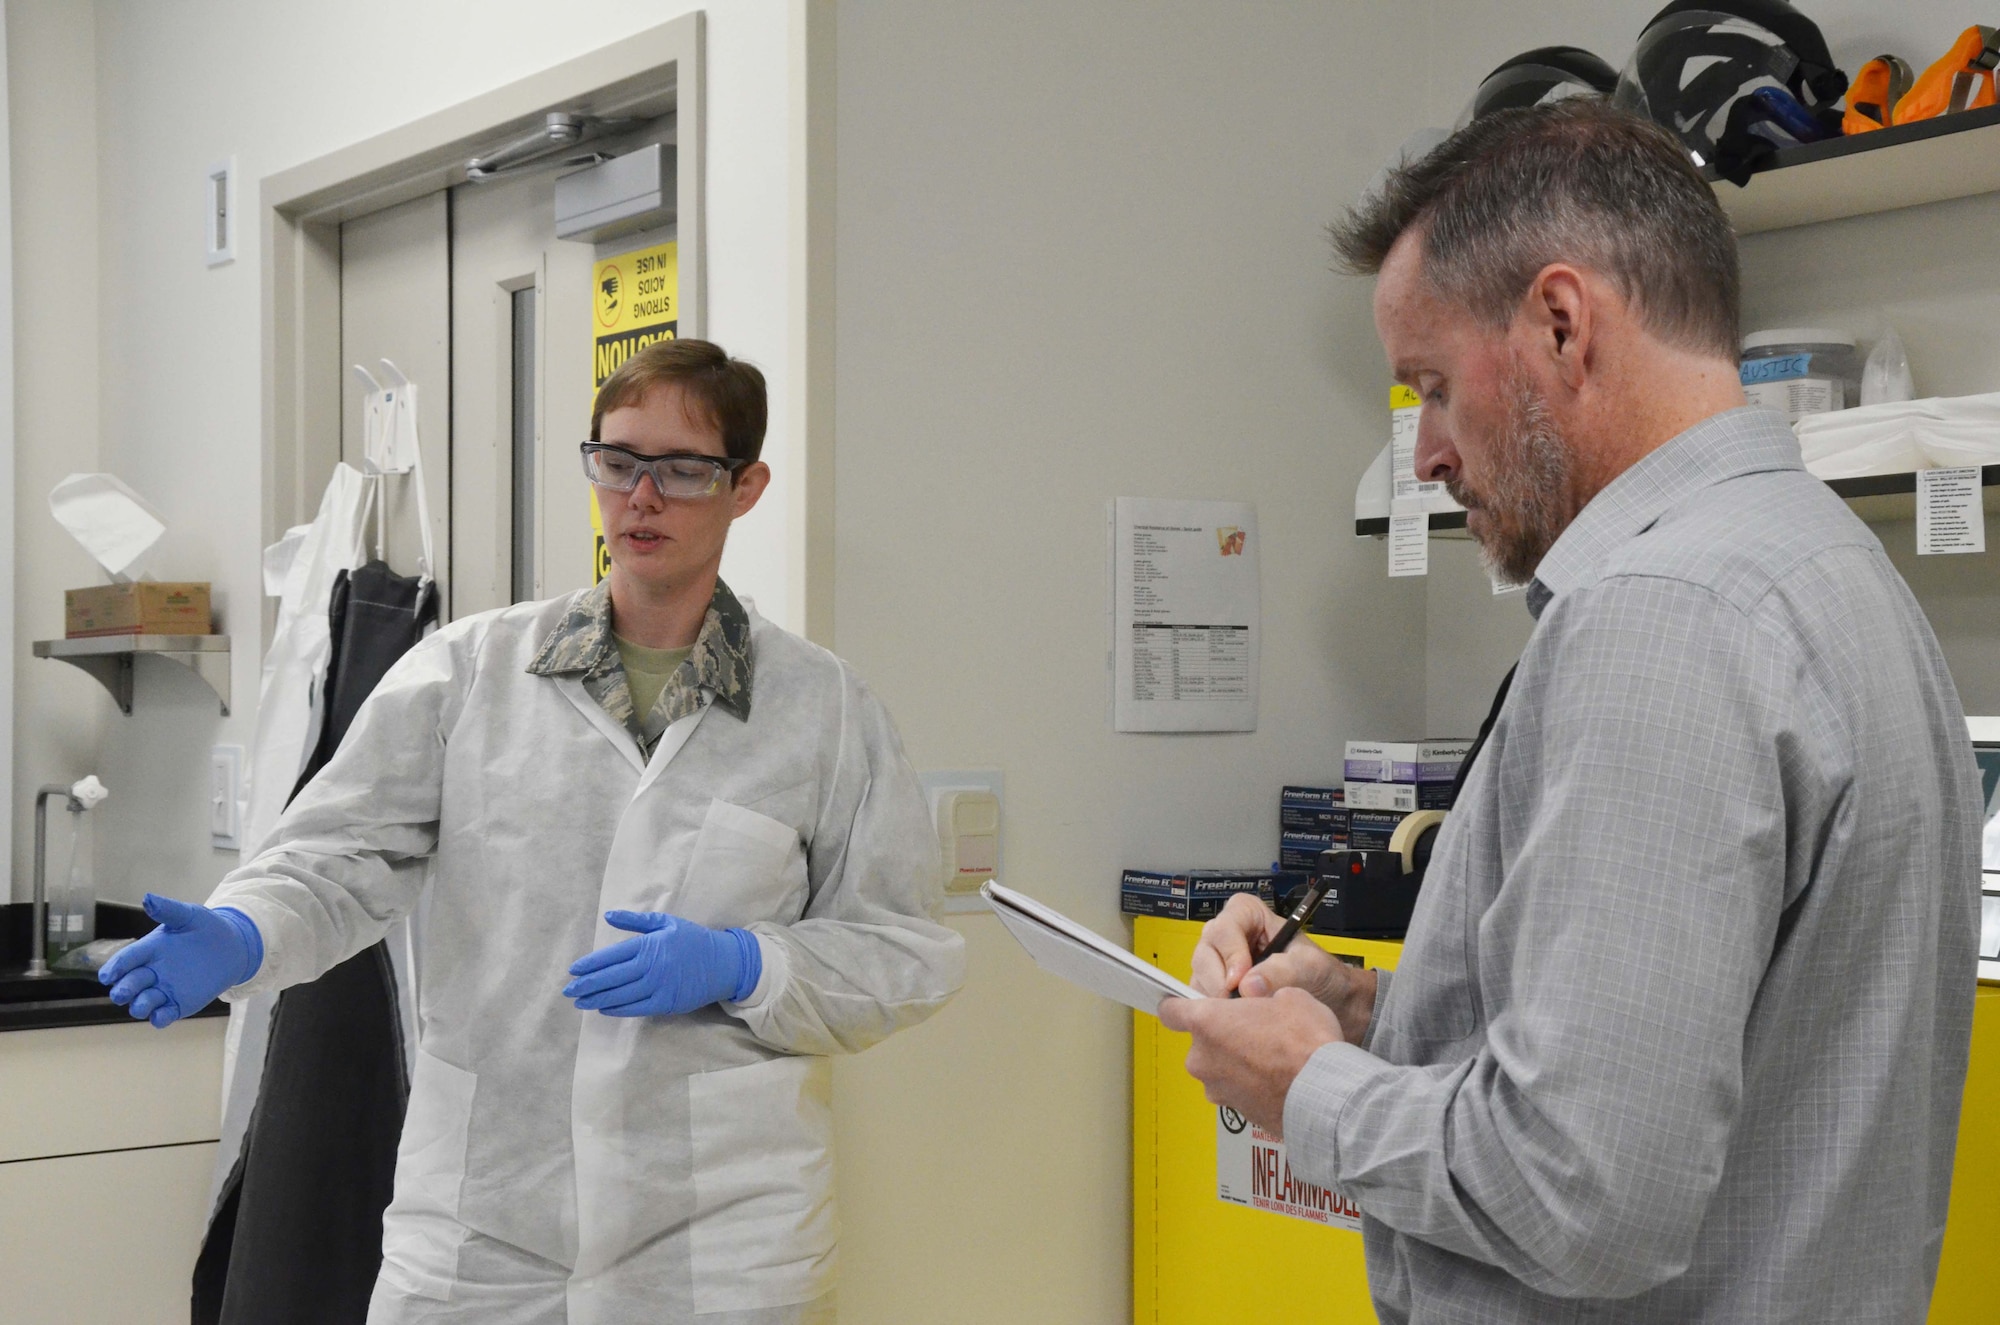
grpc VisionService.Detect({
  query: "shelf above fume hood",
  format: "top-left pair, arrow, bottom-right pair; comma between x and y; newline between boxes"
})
1714,101 -> 2000,235
33,635 -> 232,716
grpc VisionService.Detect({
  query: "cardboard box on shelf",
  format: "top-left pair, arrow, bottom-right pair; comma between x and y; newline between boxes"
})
65,582 -> 212,638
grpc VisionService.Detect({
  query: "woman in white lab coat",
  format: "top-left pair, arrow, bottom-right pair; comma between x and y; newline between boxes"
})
109,339 -> 965,1323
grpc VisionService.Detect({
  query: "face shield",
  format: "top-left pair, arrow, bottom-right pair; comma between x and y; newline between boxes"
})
1614,9 -> 1843,181
1456,57 -> 1617,131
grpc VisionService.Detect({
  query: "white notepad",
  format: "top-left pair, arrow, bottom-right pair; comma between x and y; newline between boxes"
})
982,880 -> 1202,1014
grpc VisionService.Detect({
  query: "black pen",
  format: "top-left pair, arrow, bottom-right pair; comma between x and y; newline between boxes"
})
1232,851 -> 1345,997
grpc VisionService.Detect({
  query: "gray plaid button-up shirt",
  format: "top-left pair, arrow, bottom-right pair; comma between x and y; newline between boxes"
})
1286,407 -> 1980,1322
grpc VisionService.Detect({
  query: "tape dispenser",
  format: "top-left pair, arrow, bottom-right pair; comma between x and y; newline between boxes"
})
1303,809 -> 1445,939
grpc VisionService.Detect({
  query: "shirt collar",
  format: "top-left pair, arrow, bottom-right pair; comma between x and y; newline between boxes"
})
1524,406 -> 1803,619
528,576 -> 754,720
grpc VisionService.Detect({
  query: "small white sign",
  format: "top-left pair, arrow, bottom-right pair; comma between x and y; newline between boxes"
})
1918,467 -> 1985,556
1112,497 -> 1259,732
1388,508 -> 1428,578
1215,1107 -> 1363,1230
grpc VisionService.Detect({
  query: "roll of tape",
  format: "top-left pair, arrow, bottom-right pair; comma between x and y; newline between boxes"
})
1390,809 -> 1447,874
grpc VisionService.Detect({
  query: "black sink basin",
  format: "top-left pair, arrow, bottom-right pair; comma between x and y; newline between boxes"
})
0,901 -> 228,1031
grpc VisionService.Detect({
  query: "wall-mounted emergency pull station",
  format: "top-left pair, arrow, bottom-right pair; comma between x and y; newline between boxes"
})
934,788 -> 1000,893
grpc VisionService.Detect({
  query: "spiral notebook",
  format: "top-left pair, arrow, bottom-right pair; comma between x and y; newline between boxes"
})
982,880 -> 1201,1015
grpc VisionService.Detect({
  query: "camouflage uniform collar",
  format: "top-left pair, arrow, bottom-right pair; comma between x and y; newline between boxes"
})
686,578 -> 754,719
529,578 -> 754,739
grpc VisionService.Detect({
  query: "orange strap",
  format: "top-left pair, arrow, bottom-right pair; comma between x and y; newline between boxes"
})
1844,55 -> 1914,133
1893,25 -> 1999,124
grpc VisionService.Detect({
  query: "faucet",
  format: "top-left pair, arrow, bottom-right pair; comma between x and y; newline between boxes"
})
26,784 -> 84,978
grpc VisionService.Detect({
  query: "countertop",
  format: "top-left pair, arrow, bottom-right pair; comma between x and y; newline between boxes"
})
0,901 -> 228,1032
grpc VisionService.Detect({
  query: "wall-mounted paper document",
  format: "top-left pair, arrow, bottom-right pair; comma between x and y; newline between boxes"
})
983,881 -> 1200,1015
1112,497 -> 1259,732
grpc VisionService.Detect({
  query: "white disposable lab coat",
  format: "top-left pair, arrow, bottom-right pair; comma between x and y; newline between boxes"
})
213,461 -> 375,1211
209,593 -> 965,1324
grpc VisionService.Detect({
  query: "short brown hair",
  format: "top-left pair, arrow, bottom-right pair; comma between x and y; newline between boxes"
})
590,338 -> 769,465
1332,99 -> 1739,359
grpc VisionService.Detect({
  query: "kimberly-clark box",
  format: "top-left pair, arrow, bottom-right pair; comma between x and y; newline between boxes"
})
1120,869 -> 1274,921
1344,780 -> 1453,813
1346,807 -> 1413,853
1343,739 -> 1472,784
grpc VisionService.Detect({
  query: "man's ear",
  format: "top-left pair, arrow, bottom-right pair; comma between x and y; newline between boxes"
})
1520,263 -> 1592,392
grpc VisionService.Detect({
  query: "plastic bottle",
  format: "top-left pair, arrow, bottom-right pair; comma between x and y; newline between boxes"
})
1860,327 -> 1915,406
46,802 -> 95,959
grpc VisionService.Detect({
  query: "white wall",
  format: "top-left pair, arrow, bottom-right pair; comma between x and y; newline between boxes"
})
8,0 -> 101,898
827,3 -> 1432,1318
8,0 -> 803,901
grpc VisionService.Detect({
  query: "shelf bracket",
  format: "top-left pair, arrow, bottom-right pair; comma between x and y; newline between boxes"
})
158,647 -> 232,716
32,637 -> 232,716
55,650 -> 135,714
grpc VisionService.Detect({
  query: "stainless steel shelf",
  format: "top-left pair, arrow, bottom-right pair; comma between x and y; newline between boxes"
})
32,635 -> 232,715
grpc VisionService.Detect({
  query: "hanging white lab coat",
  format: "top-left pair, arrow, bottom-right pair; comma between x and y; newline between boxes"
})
207,593 -> 964,1324
212,462 -> 375,1212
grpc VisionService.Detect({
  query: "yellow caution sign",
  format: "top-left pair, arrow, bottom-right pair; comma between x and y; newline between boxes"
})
589,241 -> 678,582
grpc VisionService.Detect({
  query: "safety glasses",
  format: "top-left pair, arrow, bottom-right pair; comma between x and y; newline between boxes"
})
580,443 -> 747,498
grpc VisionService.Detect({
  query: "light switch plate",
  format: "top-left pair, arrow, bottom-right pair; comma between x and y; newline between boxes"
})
918,769 -> 1003,915
210,744 -> 243,849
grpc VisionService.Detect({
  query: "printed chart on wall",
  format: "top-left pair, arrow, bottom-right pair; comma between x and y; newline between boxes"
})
590,240 -> 679,582
1112,497 -> 1259,732
1216,1106 -> 1363,1231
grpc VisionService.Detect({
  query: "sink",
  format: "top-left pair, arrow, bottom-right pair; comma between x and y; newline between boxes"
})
0,901 -> 227,1031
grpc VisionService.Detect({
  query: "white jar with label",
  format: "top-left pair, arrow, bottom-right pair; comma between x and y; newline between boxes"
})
1740,328 -> 1860,422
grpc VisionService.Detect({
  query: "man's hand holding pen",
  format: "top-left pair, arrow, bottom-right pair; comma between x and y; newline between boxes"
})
1156,892 -> 1382,1136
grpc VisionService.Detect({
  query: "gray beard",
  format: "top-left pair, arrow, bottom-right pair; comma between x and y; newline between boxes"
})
1446,367 -> 1575,587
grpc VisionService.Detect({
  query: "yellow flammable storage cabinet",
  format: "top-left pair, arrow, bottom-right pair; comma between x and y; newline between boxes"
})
1132,914 -> 2000,1324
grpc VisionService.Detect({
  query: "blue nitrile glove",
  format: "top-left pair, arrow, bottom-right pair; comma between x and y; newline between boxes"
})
563,910 -> 762,1017
98,894 -> 263,1029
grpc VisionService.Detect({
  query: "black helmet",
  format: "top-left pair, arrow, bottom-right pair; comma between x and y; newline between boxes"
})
1462,46 -> 1620,126
1615,0 -> 1849,184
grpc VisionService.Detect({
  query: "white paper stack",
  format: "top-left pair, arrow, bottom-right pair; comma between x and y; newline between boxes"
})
1795,392 -> 2000,479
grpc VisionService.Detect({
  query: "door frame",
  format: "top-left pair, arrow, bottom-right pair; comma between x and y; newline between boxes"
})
257,13 -> 706,593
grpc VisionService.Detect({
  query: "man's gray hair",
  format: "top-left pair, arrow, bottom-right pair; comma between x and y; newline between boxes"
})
1333,99 -> 1740,359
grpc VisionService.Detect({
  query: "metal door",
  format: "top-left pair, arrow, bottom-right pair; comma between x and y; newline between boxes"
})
447,169 -> 598,615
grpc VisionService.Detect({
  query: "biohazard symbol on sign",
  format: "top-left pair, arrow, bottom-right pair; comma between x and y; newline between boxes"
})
595,264 -> 624,331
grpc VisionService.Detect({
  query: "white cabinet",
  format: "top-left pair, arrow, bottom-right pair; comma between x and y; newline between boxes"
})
0,1016 -> 225,1319
0,1141 -> 218,1321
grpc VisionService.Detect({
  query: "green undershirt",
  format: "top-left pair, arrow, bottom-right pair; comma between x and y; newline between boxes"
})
614,634 -> 693,745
